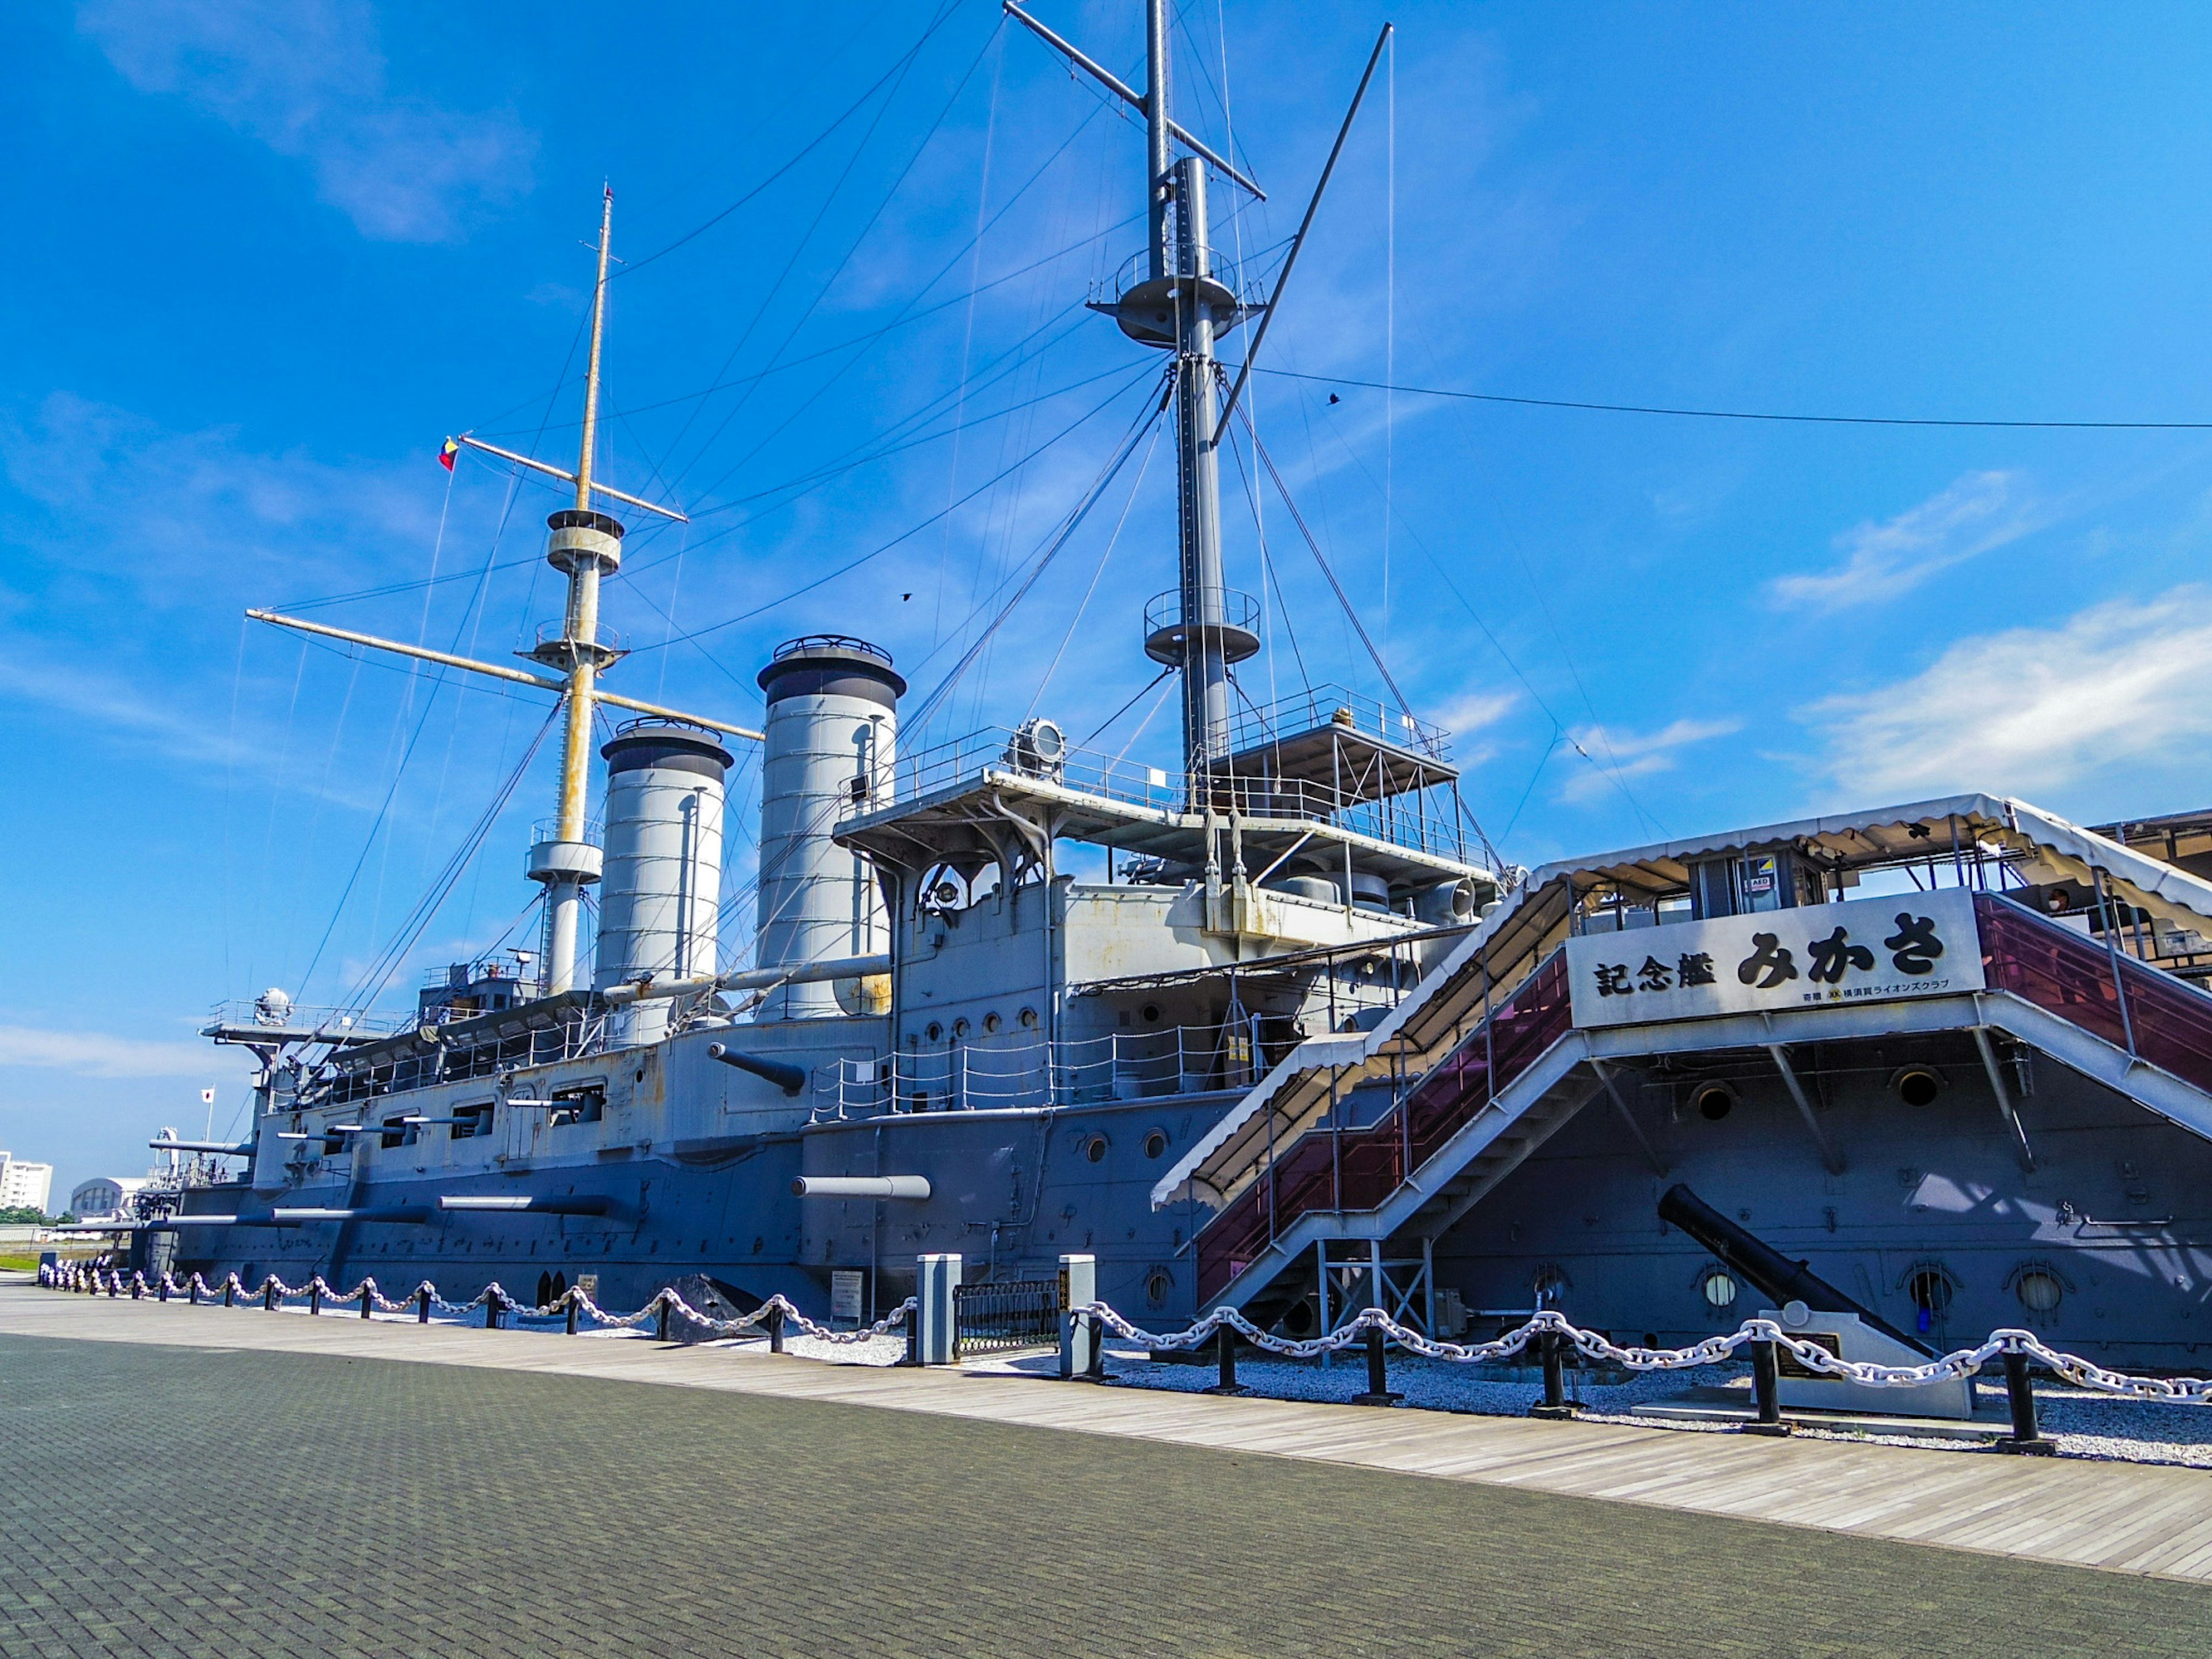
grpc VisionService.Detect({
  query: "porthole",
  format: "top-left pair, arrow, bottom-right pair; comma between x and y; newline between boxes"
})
1142,1128 -> 1169,1160
1891,1065 -> 1943,1108
1907,1266 -> 1955,1314
925,1022 -> 944,1042
1691,1081 -> 1736,1121
983,1012 -> 1002,1035
1018,1007 -> 1039,1029
2015,1270 -> 2063,1315
952,1018 -> 970,1039
1144,1268 -> 1174,1308
1141,1003 -> 1161,1024
1700,1268 -> 1739,1310
1084,1134 -> 1110,1164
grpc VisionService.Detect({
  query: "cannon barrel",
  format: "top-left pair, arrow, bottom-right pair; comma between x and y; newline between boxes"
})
707,1044 -> 808,1096
1657,1183 -> 1930,1354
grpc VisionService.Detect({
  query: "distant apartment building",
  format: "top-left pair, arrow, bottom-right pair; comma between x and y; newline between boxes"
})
0,1153 -> 54,1215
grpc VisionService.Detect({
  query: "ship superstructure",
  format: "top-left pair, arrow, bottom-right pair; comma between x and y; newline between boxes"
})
104,2 -> 2212,1369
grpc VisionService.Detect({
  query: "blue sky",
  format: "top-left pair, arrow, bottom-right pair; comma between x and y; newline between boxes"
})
7,1 -> 2212,1198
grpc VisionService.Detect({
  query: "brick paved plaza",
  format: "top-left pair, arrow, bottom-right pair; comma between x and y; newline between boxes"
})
5,1331 -> 2211,1657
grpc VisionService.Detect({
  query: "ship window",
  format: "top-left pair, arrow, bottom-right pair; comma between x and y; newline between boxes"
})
550,1085 -> 605,1128
952,1018 -> 970,1040
1903,1263 -> 1957,1334
1145,1268 -> 1173,1308
926,1022 -> 944,1043
1141,1003 -> 1161,1024
1084,1135 -> 1110,1164
1018,1007 -> 1039,1029
982,1012 -> 1002,1035
1142,1129 -> 1168,1160
1699,1269 -> 1738,1310
450,1103 -> 491,1140
2015,1270 -> 2063,1315
381,1115 -> 414,1150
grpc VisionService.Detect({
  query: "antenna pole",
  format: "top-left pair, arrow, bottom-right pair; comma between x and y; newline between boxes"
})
1146,0 -> 1173,281
535,187 -> 624,995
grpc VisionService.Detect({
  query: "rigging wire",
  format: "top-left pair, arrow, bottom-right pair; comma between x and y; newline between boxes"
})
1254,368 -> 2212,431
619,1 -> 967,277
626,363 -> 1158,658
1238,410 -> 1412,717
1025,416 -> 1164,717
900,371 -> 1173,736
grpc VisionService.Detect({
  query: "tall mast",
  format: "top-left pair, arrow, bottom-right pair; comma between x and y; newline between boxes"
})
1002,2 -> 1262,797
528,187 -> 626,995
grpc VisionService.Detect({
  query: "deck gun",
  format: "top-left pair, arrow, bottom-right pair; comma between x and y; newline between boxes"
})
1657,1183 -> 1934,1357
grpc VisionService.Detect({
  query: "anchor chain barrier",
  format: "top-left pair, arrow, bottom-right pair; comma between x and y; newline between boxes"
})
1074,1301 -> 2212,1405
33,1262 -> 914,1345
32,1262 -> 2209,1406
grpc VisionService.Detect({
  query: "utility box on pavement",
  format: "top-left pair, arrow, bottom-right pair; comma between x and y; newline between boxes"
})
1058,1253 -> 1097,1379
916,1253 -> 963,1365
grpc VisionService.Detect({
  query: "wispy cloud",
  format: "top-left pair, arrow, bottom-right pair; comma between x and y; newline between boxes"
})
1558,717 -> 1739,803
0,1025 -> 232,1080
1801,587 -> 2212,800
1768,471 -> 2047,611
1434,688 -> 1519,738
77,0 -> 532,241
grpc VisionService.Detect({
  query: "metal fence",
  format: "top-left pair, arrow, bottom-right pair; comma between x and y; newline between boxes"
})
952,1279 -> 1062,1356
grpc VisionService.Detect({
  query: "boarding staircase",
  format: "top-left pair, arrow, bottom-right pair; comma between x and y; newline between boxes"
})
1180,889 -> 2212,1331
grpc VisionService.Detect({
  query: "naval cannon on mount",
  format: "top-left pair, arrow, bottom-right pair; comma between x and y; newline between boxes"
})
1657,1182 -> 1934,1357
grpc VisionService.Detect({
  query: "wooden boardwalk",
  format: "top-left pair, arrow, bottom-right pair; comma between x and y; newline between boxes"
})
7,1281 -> 2210,1584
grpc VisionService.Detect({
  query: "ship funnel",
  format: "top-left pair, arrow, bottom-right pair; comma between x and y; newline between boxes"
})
593,719 -> 732,1046
754,636 -> 904,1020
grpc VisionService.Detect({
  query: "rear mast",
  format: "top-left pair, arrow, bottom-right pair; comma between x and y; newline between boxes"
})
531,186 -> 623,995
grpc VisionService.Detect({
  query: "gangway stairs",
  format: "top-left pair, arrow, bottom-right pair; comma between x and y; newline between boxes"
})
1160,881 -> 2212,1334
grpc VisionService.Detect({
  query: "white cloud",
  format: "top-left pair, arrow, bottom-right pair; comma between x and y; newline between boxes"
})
0,1025 -> 232,1080
1802,588 -> 2212,800
1769,471 -> 2046,611
77,0 -> 532,241
1558,717 -> 1739,803
1434,687 -> 1519,738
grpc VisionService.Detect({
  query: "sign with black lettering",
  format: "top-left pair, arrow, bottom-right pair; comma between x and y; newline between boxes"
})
1567,889 -> 1982,1029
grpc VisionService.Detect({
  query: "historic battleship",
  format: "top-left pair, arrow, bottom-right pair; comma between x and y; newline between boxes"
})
93,2 -> 2212,1373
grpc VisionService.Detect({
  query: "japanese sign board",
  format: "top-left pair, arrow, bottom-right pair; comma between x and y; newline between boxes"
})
1566,889 -> 1983,1030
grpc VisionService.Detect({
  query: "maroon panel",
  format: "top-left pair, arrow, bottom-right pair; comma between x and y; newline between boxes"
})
1196,949 -> 1576,1301
1976,892 -> 2212,1095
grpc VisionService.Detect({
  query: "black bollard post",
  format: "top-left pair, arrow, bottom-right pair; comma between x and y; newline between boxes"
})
1204,1323 -> 1251,1397
1354,1324 -> 1403,1406
158,1277 -> 169,1304
656,1298 -> 671,1343
1529,1331 -> 1580,1420
107,1272 -> 119,1298
768,1302 -> 786,1354
484,1296 -> 499,1331
417,1287 -> 431,1324
1995,1350 -> 2057,1455
1745,1339 -> 1791,1436
265,1282 -> 278,1312
1083,1311 -> 1109,1382
902,1308 -> 922,1368
361,1285 -> 373,1319
565,1296 -> 579,1336
309,1283 -> 322,1317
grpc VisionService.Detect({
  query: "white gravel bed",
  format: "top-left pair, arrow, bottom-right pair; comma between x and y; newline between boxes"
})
1075,1344 -> 2212,1468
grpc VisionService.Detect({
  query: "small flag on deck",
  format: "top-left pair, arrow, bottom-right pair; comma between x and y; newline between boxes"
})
440,437 -> 461,471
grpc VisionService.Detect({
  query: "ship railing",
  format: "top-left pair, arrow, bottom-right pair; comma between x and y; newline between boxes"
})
812,1015 -> 1305,1120
204,1001 -> 406,1039
1222,683 -> 1451,762
870,724 -> 1470,859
